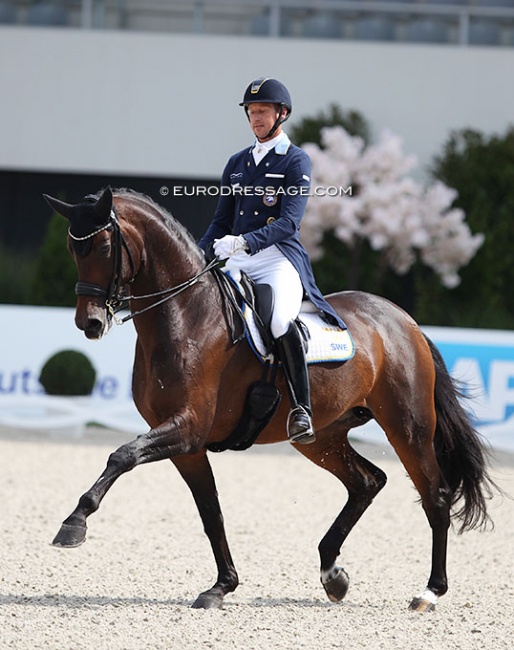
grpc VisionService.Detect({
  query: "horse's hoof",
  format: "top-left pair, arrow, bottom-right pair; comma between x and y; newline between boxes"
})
51,523 -> 87,548
321,567 -> 350,603
409,590 -> 438,612
191,591 -> 224,610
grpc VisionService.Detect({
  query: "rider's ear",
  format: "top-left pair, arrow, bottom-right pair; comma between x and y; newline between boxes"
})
95,186 -> 113,222
43,194 -> 73,220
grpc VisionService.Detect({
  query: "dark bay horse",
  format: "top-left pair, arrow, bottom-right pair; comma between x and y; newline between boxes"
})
43,186 -> 495,612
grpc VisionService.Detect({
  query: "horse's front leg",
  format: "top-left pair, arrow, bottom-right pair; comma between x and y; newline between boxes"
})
52,420 -> 238,610
52,417 -> 202,548
172,453 -> 239,609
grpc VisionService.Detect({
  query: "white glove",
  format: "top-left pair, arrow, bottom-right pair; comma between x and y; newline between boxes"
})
213,234 -> 248,260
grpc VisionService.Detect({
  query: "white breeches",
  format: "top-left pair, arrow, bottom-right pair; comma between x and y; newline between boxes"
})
225,245 -> 303,338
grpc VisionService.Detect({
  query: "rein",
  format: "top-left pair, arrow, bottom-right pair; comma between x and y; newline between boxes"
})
110,258 -> 221,325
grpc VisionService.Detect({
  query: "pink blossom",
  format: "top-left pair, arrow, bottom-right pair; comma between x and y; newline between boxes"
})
302,126 -> 483,288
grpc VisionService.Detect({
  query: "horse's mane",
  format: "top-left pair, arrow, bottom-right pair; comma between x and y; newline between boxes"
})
114,187 -> 202,249
111,187 -> 204,262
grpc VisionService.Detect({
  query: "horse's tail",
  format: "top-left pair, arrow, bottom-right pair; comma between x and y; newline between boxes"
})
425,335 -> 496,533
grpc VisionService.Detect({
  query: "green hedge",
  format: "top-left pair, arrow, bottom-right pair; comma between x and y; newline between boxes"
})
428,127 -> 514,328
39,349 -> 96,396
0,245 -> 35,305
30,213 -> 77,307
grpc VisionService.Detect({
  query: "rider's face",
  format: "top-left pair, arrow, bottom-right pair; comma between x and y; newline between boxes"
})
248,103 -> 284,142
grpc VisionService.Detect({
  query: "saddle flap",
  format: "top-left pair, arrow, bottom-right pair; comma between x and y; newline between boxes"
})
253,283 -> 274,332
239,271 -> 274,352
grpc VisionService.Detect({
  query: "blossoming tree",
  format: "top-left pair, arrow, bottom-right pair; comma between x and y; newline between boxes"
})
301,126 -> 484,292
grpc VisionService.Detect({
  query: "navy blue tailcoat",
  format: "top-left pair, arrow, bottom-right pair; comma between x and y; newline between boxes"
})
198,134 -> 346,329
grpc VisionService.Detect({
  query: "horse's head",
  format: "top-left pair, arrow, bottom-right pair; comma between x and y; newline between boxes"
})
43,186 -> 131,340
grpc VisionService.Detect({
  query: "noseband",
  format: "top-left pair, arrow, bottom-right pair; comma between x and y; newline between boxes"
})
69,206 -> 136,317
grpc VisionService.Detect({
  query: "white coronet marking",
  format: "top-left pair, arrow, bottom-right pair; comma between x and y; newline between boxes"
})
416,588 -> 438,605
321,565 -> 341,584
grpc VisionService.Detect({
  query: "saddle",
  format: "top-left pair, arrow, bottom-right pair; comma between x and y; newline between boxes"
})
238,272 -> 276,354
207,269 -> 353,453
232,271 -> 310,358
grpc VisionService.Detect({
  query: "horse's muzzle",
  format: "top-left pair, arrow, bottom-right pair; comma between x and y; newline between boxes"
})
75,301 -> 108,340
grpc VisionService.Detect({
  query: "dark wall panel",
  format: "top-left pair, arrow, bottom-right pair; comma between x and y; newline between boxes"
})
0,170 -> 218,252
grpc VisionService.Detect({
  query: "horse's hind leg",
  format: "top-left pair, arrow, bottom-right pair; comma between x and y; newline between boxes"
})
377,413 -> 452,611
393,435 -> 452,611
296,427 -> 387,603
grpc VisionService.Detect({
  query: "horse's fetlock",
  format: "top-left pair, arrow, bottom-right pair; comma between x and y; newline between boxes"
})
428,577 -> 448,597
318,538 -> 339,569
226,569 -> 239,593
77,493 -> 97,516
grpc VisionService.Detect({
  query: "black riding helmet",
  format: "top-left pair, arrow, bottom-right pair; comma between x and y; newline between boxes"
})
239,78 -> 292,140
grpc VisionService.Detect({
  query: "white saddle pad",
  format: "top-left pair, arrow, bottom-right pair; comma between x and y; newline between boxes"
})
243,303 -> 355,365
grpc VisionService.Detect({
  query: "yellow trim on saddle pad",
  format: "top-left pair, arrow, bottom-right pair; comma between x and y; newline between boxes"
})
243,304 -> 355,365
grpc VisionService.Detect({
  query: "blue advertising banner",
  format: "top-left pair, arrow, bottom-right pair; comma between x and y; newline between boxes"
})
422,326 -> 514,453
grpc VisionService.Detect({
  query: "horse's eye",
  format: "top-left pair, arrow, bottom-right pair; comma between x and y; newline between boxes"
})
98,241 -> 111,257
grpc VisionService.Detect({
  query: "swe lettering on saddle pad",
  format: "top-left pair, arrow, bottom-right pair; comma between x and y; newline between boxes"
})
244,305 -> 355,364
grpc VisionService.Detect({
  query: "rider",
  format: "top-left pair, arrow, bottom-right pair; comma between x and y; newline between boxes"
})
198,77 -> 346,445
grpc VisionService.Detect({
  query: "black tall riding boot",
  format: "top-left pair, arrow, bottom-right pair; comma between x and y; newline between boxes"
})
275,321 -> 316,445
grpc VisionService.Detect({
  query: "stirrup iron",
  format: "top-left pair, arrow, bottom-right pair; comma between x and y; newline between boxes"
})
287,405 -> 316,445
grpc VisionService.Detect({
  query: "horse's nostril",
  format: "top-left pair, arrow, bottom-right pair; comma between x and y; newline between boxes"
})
85,319 -> 103,339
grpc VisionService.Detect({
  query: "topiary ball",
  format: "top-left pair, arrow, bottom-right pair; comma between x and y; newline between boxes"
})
39,349 -> 96,396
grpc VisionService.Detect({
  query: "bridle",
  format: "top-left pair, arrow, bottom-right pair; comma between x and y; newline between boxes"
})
70,205 -> 220,325
70,206 -> 135,319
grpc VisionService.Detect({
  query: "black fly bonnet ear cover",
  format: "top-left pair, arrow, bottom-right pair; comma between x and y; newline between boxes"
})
43,187 -> 113,257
